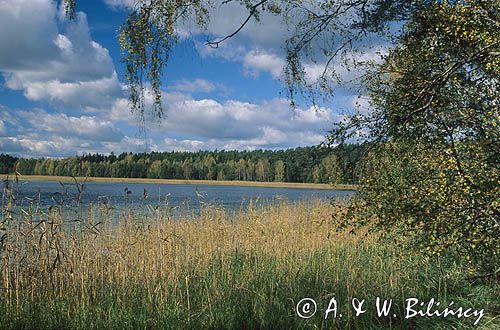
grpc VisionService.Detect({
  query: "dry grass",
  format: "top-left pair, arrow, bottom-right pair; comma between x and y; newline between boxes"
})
2,174 -> 357,190
0,190 -> 497,329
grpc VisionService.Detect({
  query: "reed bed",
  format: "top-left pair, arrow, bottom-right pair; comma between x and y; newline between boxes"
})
0,187 -> 498,329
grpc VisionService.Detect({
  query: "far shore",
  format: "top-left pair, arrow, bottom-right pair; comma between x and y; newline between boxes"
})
2,174 -> 357,190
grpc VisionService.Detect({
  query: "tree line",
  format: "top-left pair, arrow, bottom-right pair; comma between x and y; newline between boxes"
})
2,144 -> 365,184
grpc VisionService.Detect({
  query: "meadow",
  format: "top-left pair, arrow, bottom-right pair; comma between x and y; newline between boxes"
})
0,188 -> 498,329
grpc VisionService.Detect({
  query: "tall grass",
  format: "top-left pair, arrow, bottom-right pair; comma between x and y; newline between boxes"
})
0,182 -> 498,329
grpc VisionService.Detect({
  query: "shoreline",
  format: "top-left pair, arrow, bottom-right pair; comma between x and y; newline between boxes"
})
2,174 -> 357,190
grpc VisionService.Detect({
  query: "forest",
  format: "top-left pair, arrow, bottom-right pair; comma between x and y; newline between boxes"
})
1,144 -> 365,184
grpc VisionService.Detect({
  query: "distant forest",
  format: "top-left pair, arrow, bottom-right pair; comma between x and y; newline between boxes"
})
0,144 -> 366,184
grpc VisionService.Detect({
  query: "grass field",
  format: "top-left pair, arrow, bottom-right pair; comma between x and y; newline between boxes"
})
1,174 -> 357,190
0,195 -> 497,329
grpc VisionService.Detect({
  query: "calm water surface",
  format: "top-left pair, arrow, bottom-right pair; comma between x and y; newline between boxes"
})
3,179 -> 355,219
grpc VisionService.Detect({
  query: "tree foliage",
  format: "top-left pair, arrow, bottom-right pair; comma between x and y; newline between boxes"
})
117,1 -> 209,120
0,155 -> 17,174
334,0 -> 499,275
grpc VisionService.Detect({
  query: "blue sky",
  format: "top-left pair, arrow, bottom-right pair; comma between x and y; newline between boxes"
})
0,0 -> 379,157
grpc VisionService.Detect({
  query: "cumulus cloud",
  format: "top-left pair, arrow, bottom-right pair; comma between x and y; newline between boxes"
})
0,0 -> 123,110
171,78 -> 218,94
0,0 -> 59,70
10,135 -> 153,158
105,84 -> 342,151
162,138 -> 206,152
0,89 -> 342,156
19,110 -> 123,142
0,137 -> 25,153
102,136 -> 159,154
0,106 -> 131,157
103,0 -> 135,9
158,96 -> 338,140
159,128 -> 327,152
100,93 -> 337,152
243,50 -> 284,79
8,73 -> 123,109
17,136 -> 82,157
241,47 -> 387,88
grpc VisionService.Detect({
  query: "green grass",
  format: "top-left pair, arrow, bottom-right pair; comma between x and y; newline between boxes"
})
0,199 -> 497,329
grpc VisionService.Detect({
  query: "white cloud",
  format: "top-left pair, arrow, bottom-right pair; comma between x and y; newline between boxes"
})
19,110 -> 123,142
159,96 -> 338,140
0,0 -> 59,70
100,88 -> 341,152
199,2 -> 288,51
243,50 -> 284,79
162,138 -> 206,152
0,90 -> 342,156
0,137 -> 25,153
0,0 -> 122,110
104,84 -> 342,149
159,128 -> 327,152
9,134 -> 154,158
102,136 -> 158,154
17,136 -> 75,156
0,106 -> 129,157
103,93 -> 337,152
171,78 -> 217,93
241,47 -> 387,88
12,73 -> 123,109
0,120 -> 7,136
103,0 -> 135,9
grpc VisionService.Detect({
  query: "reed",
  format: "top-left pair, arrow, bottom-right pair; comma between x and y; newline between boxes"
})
0,186 -> 497,329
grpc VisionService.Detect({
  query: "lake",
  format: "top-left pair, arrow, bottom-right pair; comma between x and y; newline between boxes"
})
2,179 -> 355,219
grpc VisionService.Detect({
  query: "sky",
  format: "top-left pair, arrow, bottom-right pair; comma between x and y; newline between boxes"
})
0,0 -> 379,158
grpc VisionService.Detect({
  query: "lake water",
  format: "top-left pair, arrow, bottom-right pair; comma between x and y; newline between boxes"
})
2,179 -> 355,219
